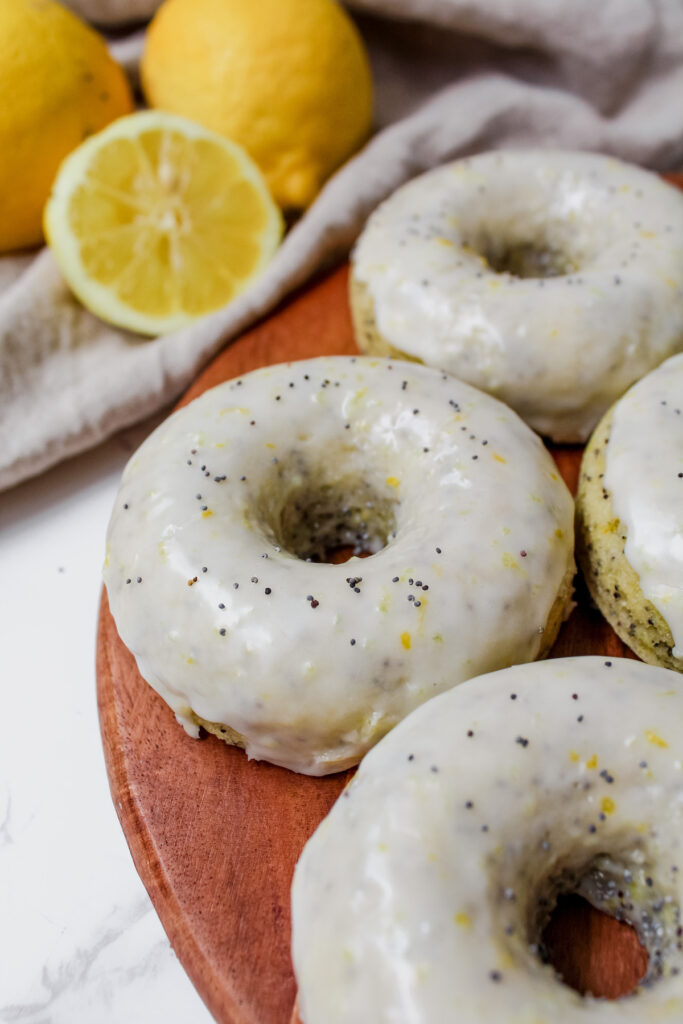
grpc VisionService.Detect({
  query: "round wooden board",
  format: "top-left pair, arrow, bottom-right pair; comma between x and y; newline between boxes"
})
98,260 -> 665,1023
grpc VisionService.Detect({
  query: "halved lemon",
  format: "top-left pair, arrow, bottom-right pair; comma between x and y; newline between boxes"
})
44,111 -> 283,336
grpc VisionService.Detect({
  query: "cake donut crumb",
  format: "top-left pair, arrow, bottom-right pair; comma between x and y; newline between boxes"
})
577,353 -> 683,672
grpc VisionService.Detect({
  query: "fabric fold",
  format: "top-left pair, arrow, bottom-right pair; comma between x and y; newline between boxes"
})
2,0 -> 682,491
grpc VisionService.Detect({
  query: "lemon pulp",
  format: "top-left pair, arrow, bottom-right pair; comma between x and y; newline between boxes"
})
45,112 -> 283,336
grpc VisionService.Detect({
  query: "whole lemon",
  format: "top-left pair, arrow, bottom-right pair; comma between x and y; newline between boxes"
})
0,0 -> 133,252
141,0 -> 373,210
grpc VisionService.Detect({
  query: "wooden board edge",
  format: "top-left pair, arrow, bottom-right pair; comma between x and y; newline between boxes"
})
96,592 -> 285,1024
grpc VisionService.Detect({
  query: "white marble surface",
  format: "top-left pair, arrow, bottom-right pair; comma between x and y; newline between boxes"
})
0,418 -> 214,1023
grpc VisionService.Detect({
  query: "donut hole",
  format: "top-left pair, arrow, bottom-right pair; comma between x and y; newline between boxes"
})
541,893 -> 648,999
264,474 -> 398,563
524,853 -> 682,999
475,229 -> 578,279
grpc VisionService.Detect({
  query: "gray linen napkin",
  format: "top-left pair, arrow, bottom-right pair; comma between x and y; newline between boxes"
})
63,0 -> 159,24
2,0 -> 682,491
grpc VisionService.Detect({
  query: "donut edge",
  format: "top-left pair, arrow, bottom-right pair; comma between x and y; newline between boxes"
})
188,714 -> 247,751
538,560 -> 576,660
349,271 -> 422,364
186,560 -> 576,759
576,407 -> 683,672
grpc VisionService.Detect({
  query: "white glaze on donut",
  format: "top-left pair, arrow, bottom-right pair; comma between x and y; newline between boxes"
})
351,151 -> 683,441
292,656 -> 683,1021
604,353 -> 683,658
104,356 -> 574,775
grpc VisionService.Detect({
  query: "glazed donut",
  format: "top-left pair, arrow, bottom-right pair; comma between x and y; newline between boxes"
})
577,353 -> 683,672
104,356 -> 574,775
292,656 -> 683,1022
350,150 -> 683,442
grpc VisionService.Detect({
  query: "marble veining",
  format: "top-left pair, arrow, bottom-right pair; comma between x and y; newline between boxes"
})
0,418 -> 212,1024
